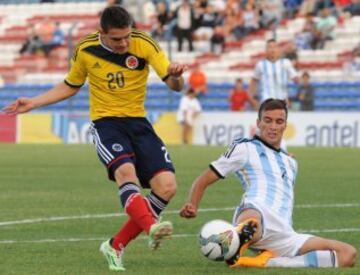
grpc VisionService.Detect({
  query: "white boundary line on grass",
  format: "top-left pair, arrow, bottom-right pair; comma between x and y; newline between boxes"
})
0,203 -> 359,227
1,228 -> 360,245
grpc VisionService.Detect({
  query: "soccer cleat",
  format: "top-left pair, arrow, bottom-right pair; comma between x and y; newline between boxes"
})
226,218 -> 258,265
99,239 -> 126,271
229,250 -> 273,268
148,220 -> 173,250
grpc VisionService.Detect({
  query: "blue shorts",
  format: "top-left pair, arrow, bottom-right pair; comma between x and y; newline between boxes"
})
89,117 -> 175,188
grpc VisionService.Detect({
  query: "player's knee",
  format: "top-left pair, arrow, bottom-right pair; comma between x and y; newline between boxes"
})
339,244 -> 357,267
114,164 -> 137,184
163,180 -> 177,198
155,180 -> 177,200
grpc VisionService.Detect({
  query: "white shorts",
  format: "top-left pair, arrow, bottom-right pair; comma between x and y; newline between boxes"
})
232,200 -> 313,257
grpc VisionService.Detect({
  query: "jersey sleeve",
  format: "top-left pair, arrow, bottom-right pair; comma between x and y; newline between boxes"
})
64,49 -> 87,87
210,142 -> 248,178
148,49 -> 171,81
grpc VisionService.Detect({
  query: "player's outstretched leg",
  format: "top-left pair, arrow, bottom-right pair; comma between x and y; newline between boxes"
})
226,218 -> 259,265
100,239 -> 126,271
148,220 -> 173,250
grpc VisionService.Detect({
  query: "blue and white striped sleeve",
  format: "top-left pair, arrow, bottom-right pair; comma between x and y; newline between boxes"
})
210,143 -> 248,178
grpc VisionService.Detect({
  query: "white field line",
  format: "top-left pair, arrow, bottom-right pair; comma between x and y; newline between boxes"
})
0,203 -> 359,227
1,228 -> 360,245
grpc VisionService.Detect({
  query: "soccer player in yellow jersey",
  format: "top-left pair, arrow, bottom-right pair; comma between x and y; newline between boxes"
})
3,6 -> 187,271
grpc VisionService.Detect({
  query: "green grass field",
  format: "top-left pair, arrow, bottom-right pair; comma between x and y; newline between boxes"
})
0,144 -> 359,275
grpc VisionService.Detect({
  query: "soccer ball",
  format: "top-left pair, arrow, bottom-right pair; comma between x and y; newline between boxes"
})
199,219 -> 240,261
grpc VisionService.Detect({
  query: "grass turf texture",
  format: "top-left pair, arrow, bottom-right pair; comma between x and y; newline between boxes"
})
0,144 -> 359,274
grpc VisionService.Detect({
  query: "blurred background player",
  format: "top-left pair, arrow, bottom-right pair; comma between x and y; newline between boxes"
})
249,39 -> 299,106
188,62 -> 208,96
229,78 -> 257,111
180,99 -> 356,269
297,71 -> 315,111
3,6 -> 186,272
177,88 -> 202,144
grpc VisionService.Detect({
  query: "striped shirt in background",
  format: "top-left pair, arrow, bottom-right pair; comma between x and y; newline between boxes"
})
253,58 -> 298,102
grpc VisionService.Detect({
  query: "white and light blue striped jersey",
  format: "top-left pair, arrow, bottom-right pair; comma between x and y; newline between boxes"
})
253,58 -> 297,102
210,136 -> 298,226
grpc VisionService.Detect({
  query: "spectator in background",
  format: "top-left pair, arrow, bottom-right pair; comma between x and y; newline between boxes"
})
143,1 -> 157,27
312,7 -> 337,49
188,62 -> 207,96
260,0 -> 284,29
343,0 -> 360,16
297,71 -> 315,111
284,0 -> 303,18
295,12 -> 316,50
210,25 -> 225,53
36,17 -> 56,45
177,88 -> 202,144
189,62 -> 208,96
229,78 -> 257,111
232,1 -> 260,39
42,22 -> 65,56
194,4 -> 218,41
151,2 -> 172,40
19,24 -> 45,56
174,0 -> 195,52
299,0 -> 317,16
313,0 -> 336,15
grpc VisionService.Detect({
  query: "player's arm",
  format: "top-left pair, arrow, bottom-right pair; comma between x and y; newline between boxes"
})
287,59 -> 299,84
179,168 -> 220,219
2,82 -> 80,115
164,62 -> 187,91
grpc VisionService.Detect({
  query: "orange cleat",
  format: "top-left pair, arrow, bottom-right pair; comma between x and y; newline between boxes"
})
229,250 -> 273,268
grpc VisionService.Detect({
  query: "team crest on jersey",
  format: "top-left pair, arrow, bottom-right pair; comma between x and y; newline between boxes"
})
125,55 -> 139,69
112,143 -> 123,152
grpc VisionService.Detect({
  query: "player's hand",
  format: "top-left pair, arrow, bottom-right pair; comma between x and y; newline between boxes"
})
1,97 -> 35,115
168,63 -> 187,78
179,203 -> 197,219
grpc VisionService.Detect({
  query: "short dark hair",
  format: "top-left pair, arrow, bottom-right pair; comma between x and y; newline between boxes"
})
267,39 -> 277,45
258,98 -> 288,120
186,88 -> 196,95
100,6 -> 133,33
302,71 -> 310,78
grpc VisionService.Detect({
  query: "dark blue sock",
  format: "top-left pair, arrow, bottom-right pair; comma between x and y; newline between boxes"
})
146,191 -> 168,218
118,182 -> 140,208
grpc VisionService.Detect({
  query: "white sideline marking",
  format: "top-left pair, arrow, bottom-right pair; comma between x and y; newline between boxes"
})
1,228 -> 360,245
0,203 -> 359,227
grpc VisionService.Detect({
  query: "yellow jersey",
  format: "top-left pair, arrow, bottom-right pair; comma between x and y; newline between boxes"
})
65,30 -> 170,120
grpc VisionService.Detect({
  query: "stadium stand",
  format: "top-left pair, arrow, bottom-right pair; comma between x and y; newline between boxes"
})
0,1 -> 359,111
1,81 -> 360,111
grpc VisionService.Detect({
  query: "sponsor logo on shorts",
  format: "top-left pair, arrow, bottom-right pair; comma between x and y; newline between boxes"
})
112,143 -> 123,152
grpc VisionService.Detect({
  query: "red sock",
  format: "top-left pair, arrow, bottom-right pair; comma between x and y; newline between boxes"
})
125,193 -> 156,234
112,219 -> 142,250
